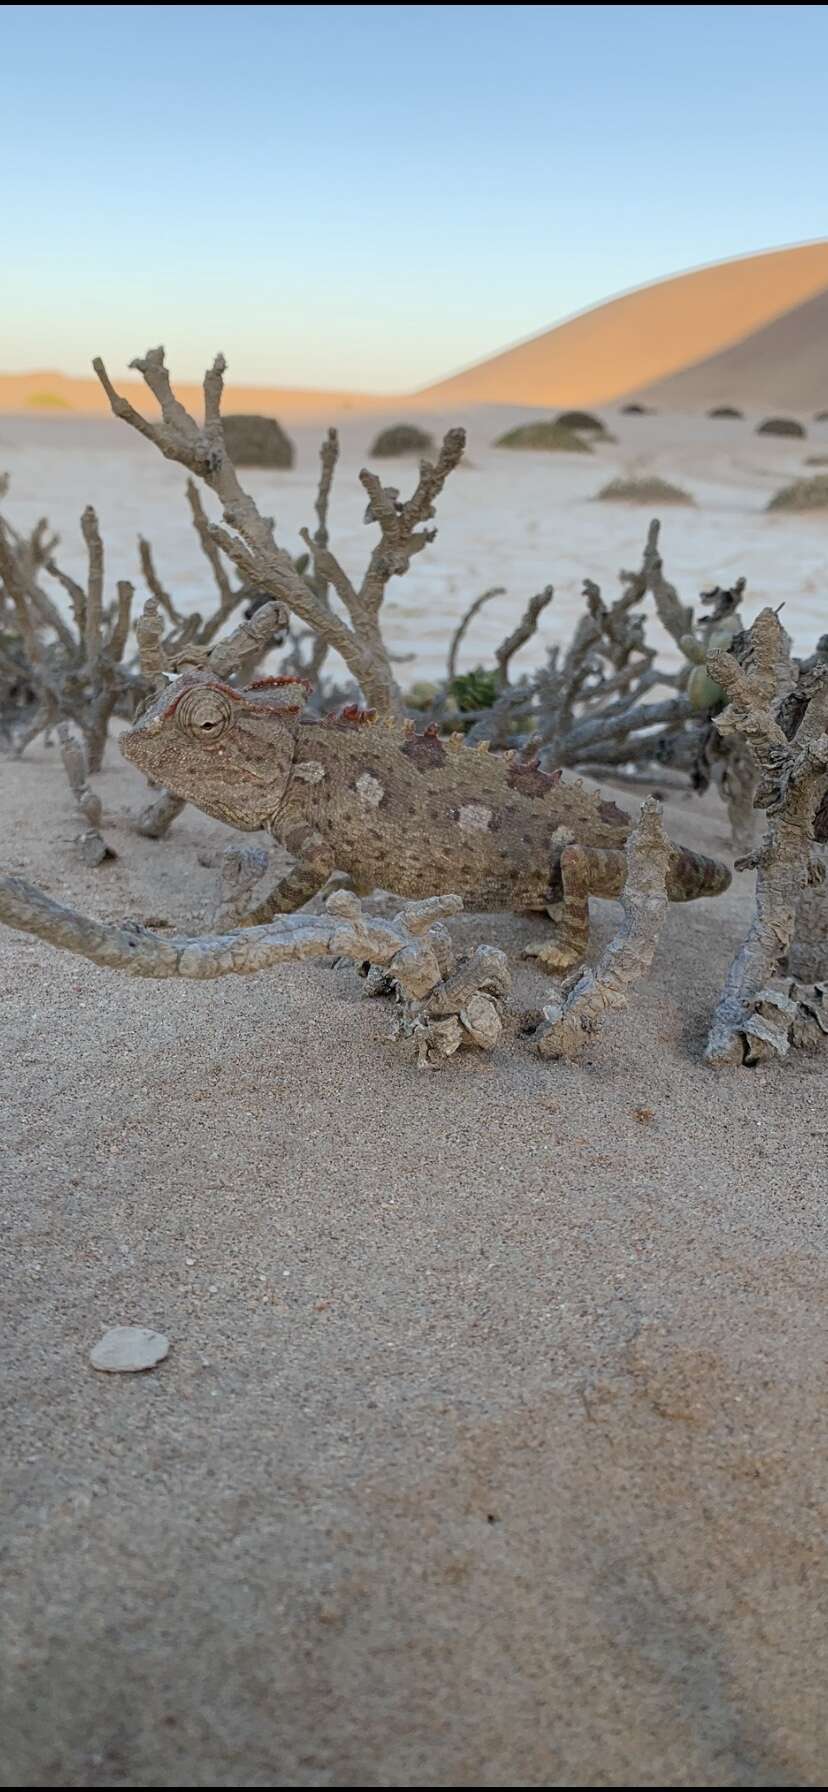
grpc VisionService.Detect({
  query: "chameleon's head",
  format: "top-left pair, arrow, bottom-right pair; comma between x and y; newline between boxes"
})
120,671 -> 310,830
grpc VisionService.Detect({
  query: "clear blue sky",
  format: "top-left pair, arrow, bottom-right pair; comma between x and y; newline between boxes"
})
3,3 -> 827,390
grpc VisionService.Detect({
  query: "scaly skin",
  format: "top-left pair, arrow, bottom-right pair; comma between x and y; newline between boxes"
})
121,671 -> 731,971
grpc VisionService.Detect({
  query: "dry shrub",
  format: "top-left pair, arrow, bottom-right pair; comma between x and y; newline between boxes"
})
766,473 -> 828,513
555,409 -> 607,435
596,475 -> 694,506
222,415 -> 294,468
756,416 -> 806,438
494,420 -> 592,453
370,423 -> 435,457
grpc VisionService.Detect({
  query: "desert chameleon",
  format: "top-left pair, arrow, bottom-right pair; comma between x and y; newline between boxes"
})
121,671 -> 731,973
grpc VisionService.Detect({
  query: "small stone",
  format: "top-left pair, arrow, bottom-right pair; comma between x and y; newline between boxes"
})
89,1326 -> 170,1374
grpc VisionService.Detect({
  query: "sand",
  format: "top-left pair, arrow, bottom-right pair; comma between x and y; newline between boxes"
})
641,285 -> 828,414
2,408 -> 828,697
1,725 -> 827,1788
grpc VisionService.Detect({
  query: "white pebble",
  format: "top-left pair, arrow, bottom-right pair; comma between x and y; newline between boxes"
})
89,1326 -> 170,1374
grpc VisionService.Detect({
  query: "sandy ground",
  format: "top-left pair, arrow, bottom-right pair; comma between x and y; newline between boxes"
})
2,409 -> 827,698
1,723 -> 827,1786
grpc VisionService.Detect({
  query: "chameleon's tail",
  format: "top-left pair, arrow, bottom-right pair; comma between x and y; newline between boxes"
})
666,844 -> 732,902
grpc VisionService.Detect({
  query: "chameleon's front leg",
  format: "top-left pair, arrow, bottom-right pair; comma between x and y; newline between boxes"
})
525,845 -> 626,976
242,823 -> 338,923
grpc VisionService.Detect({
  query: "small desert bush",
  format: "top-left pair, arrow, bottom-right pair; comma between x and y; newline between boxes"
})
494,420 -> 592,453
596,475 -> 694,506
619,402 -> 655,415
756,416 -> 806,438
223,414 -> 294,468
451,666 -> 500,713
555,409 -> 606,435
814,410 -> 828,422
804,455 -> 828,466
27,391 -> 71,409
766,474 -> 828,513
370,423 -> 435,457
708,405 -> 743,419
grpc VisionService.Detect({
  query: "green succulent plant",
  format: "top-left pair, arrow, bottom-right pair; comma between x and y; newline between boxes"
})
450,666 -> 500,713
680,616 -> 744,713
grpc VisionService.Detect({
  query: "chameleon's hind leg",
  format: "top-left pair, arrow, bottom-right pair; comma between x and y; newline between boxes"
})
524,844 -> 626,976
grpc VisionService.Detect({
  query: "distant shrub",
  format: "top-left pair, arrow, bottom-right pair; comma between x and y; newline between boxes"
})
620,402 -> 655,415
596,476 -> 694,505
804,455 -> 828,466
814,410 -> 828,422
756,416 -> 806,438
494,420 -> 592,452
708,405 -> 743,419
555,409 -> 606,435
223,414 -> 294,468
370,423 -> 435,457
26,391 -> 71,409
451,666 -> 499,712
766,474 -> 828,513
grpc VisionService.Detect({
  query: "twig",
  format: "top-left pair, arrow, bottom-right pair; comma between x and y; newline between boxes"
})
705,610 -> 828,1064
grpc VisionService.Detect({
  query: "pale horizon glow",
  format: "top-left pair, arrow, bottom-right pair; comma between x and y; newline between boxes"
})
4,3 -> 828,392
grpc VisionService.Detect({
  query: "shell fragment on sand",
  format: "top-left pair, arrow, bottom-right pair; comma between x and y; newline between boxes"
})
90,1325 -> 170,1374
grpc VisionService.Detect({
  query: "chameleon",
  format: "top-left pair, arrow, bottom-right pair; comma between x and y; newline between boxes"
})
120,669 -> 732,973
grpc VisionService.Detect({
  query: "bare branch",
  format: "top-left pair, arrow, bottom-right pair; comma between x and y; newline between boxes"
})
80,505 -> 104,672
185,478 -> 235,611
57,722 -> 115,866
138,537 -> 181,623
446,587 -> 506,686
494,586 -> 554,689
705,610 -> 828,1064
0,877 -> 509,1066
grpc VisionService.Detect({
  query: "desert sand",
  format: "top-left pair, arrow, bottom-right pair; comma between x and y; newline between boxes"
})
2,390 -> 828,1785
2,406 -> 828,691
2,721 -> 827,1788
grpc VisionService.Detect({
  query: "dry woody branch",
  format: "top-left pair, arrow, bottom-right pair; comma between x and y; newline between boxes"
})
94,347 -> 465,715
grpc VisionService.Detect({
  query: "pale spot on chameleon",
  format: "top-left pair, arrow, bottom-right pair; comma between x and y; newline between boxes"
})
355,772 -> 384,807
294,760 -> 326,784
458,803 -> 492,833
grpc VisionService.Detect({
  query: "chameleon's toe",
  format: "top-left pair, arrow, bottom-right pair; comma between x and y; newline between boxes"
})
523,938 -> 585,976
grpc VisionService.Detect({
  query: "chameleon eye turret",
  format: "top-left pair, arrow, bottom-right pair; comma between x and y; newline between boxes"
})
174,685 -> 235,742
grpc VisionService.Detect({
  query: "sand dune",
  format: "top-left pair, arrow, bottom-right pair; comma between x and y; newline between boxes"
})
412,241 -> 828,411
635,282 -> 828,412
0,368 -> 387,423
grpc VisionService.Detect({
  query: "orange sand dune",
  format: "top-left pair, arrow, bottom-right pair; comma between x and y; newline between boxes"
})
0,369 -> 387,422
634,282 -> 828,412
411,241 -> 828,410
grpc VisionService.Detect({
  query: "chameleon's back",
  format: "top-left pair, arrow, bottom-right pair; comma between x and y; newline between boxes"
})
280,715 -> 633,909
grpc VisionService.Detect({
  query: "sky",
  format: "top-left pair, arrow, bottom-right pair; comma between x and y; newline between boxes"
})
3,3 -> 828,391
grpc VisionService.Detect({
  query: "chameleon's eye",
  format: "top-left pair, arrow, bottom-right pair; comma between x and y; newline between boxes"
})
175,686 -> 234,742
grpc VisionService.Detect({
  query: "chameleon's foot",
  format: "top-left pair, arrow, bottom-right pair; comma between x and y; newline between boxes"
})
523,937 -> 586,977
